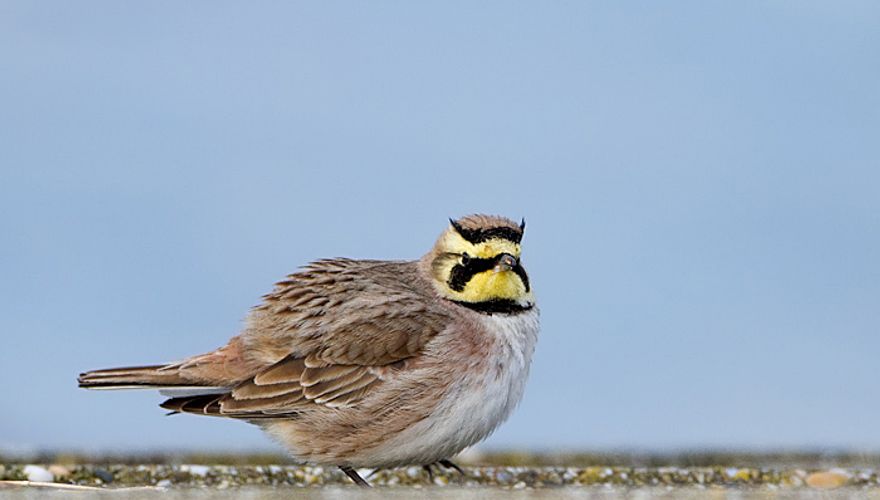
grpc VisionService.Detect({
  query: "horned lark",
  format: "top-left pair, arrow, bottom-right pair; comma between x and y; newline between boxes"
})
78,214 -> 539,487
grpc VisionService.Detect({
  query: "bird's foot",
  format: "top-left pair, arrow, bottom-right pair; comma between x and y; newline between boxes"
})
339,466 -> 371,488
422,459 -> 466,483
438,459 -> 465,475
423,463 -> 435,482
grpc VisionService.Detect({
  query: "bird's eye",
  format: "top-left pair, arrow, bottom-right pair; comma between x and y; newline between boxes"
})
460,253 -> 471,265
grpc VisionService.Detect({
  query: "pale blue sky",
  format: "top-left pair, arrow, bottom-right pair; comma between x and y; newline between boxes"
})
1,1 -> 878,454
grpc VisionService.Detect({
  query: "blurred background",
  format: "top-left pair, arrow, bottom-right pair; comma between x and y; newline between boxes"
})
1,1 -> 878,459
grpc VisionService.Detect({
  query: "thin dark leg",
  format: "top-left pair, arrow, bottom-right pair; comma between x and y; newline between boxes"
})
438,459 -> 465,475
340,466 -> 371,488
423,464 -> 435,482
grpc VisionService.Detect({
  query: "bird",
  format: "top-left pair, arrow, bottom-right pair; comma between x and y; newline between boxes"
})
78,214 -> 539,487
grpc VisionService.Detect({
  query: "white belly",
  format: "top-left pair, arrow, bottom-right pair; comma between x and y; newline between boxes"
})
360,308 -> 539,467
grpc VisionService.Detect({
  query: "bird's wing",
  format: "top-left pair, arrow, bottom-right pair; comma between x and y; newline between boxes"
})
161,259 -> 450,418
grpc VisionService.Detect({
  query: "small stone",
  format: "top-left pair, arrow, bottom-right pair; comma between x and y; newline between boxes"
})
806,471 -> 849,489
48,465 -> 70,479
182,465 -> 209,477
94,468 -> 114,484
23,465 -> 54,482
156,479 -> 172,488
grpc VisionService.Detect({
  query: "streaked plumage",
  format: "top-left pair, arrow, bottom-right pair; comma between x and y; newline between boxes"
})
79,214 -> 539,486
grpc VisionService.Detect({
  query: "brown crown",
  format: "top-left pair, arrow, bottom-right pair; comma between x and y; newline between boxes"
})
449,214 -> 525,244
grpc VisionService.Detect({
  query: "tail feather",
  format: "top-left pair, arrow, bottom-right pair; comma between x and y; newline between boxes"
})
79,339 -> 250,398
78,364 -> 195,389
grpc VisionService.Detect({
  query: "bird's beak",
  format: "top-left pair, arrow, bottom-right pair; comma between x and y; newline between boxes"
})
494,253 -> 518,273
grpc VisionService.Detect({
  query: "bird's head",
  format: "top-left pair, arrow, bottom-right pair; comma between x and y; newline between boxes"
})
425,214 -> 533,312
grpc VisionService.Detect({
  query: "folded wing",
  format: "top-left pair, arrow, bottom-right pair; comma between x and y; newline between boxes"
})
83,259 -> 448,419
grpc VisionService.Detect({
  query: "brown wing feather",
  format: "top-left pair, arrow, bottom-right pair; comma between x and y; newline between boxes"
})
303,369 -> 376,402
245,259 -> 449,367
220,390 -> 305,413
160,356 -> 388,418
159,260 -> 449,418
300,364 -> 360,386
253,358 -> 305,384
232,380 -> 302,400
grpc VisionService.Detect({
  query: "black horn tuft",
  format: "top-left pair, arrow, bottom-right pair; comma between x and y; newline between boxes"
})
449,218 -> 465,236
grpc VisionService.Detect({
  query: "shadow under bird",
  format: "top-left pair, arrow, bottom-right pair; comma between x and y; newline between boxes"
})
78,214 -> 539,487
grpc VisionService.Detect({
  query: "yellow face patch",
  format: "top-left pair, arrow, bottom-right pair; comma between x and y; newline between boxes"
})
448,267 -> 528,302
440,230 -> 521,259
431,230 -> 532,303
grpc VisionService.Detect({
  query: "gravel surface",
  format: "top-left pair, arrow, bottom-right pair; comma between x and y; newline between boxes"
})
1,463 -> 878,491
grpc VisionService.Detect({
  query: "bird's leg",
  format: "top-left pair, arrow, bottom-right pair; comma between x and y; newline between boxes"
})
339,466 -> 371,488
423,464 -> 435,482
438,459 -> 465,475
